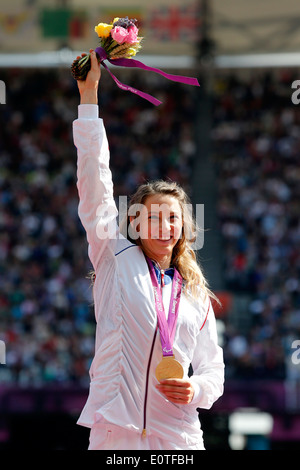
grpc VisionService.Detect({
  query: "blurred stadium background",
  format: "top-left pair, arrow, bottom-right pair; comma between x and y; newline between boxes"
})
1,0 -> 300,450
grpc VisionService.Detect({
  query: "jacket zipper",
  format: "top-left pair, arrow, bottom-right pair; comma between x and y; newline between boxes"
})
142,325 -> 157,437
142,266 -> 164,437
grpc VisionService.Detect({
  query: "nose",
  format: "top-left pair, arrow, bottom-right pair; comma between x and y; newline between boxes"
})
160,217 -> 172,237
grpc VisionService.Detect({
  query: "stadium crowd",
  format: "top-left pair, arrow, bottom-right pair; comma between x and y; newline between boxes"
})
0,65 -> 299,386
212,70 -> 300,380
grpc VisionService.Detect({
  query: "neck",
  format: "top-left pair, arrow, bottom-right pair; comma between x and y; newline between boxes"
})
145,252 -> 172,270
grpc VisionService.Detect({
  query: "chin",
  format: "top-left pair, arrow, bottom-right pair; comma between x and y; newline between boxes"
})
154,246 -> 174,259
141,239 -> 177,262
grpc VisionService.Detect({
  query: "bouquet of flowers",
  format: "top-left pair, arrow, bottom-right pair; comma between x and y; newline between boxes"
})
71,15 -> 199,106
71,16 -> 143,81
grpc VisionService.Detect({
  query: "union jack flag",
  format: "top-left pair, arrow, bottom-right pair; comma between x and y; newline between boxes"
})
148,5 -> 201,42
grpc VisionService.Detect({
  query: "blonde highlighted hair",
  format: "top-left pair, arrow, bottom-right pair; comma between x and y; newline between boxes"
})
122,180 -> 219,304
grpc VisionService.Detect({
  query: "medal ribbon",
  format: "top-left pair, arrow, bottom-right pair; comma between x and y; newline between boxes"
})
145,256 -> 183,357
95,47 -> 200,107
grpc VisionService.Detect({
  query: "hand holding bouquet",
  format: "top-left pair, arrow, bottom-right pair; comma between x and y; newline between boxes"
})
71,16 -> 200,106
71,17 -> 142,81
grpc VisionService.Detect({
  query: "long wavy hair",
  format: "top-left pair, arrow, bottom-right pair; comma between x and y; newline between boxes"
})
121,180 -> 219,303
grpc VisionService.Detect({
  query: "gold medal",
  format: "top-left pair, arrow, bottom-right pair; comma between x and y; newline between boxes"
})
155,355 -> 184,381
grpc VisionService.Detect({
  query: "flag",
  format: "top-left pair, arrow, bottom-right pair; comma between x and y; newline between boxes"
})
40,8 -> 72,38
148,5 -> 201,42
40,8 -> 88,39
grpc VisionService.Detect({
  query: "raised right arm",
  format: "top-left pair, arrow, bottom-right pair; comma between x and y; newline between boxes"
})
73,50 -> 119,270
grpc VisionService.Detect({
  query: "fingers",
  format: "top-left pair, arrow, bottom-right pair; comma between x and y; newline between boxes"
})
76,53 -> 87,60
157,388 -> 193,404
75,50 -> 99,74
156,378 -> 195,405
159,378 -> 190,386
90,49 -> 100,71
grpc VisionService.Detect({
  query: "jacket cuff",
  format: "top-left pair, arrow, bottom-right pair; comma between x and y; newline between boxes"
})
78,104 -> 99,119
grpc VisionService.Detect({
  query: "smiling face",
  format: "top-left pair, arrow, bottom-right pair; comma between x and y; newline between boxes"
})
133,193 -> 183,269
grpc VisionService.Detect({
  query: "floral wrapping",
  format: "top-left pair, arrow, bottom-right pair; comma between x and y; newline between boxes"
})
71,17 -> 142,81
71,16 -> 200,106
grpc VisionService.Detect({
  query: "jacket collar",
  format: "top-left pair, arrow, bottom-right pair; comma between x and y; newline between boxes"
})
150,259 -> 174,285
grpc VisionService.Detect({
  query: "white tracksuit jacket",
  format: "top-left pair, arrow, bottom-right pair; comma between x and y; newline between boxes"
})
73,104 -> 224,448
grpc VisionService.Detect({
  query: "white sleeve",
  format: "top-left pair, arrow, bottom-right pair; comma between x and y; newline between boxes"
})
73,104 -> 119,270
188,301 -> 225,409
